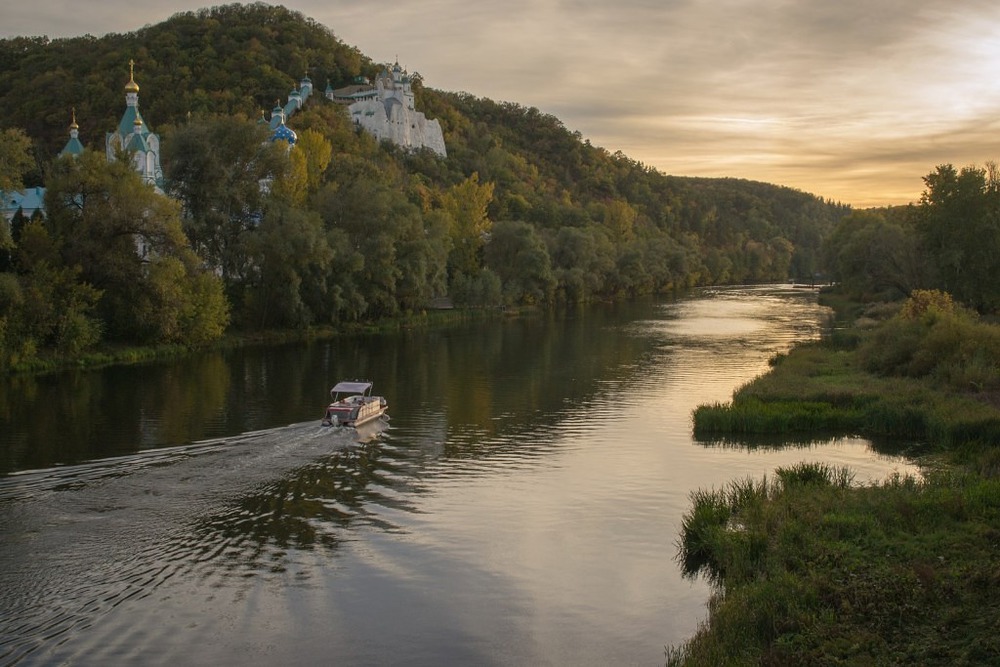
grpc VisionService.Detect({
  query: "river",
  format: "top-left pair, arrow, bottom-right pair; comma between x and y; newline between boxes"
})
0,285 -> 919,666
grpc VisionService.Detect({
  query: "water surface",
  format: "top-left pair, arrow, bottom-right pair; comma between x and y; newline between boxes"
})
0,286 -> 919,665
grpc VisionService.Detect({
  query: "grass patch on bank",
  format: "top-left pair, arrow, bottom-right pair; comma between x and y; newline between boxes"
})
669,463 -> 1000,666
693,336 -> 1000,449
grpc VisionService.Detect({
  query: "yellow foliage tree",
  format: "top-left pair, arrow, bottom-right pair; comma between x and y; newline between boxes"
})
296,128 -> 333,196
439,173 -> 495,278
270,147 -> 308,207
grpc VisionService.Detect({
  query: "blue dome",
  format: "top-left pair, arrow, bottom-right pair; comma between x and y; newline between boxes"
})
271,123 -> 297,145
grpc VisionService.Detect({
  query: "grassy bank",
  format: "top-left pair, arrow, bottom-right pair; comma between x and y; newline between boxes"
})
671,290 -> 1000,665
671,462 -> 1000,665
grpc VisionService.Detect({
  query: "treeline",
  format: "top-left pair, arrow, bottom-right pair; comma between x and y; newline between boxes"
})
0,3 -> 848,371
824,162 -> 1000,314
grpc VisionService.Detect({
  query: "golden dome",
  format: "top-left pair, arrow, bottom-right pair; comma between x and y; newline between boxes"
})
124,59 -> 140,93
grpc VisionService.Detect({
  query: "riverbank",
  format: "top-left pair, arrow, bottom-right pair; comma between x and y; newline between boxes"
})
2,306 -> 514,377
670,289 -> 1000,665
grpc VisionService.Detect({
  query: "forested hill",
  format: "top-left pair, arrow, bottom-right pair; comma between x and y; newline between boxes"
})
0,3 -> 850,364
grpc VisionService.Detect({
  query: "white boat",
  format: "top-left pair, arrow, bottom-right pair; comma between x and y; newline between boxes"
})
321,381 -> 388,427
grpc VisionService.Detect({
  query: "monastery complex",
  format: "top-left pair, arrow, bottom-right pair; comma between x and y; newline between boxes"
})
2,60 -> 447,221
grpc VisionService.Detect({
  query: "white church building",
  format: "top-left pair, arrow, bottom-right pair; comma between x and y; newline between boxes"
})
105,60 -> 165,193
327,61 -> 447,157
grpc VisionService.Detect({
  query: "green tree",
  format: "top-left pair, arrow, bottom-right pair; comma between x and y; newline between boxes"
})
824,209 -> 923,300
1,220 -> 102,366
317,177 -> 431,319
484,220 -> 556,305
916,163 -> 1000,313
242,203 -> 333,329
163,114 -> 288,307
547,225 -> 613,302
44,150 -> 228,343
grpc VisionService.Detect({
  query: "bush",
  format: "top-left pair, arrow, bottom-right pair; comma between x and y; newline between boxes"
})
859,290 -> 1000,391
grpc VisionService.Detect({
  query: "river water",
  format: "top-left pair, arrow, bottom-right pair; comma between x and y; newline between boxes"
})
0,286 -> 919,666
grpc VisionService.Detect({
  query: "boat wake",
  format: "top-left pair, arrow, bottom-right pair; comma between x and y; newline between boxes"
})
0,421 -> 382,504
0,419 -> 396,664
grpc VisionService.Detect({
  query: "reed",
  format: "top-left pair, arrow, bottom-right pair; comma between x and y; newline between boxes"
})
694,332 -> 1000,446
693,399 -> 859,435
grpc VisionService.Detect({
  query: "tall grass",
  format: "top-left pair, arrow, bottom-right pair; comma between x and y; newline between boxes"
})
670,464 -> 1000,665
693,300 -> 1000,447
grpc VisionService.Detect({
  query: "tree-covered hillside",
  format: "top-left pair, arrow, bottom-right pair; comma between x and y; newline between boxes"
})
0,3 -> 369,157
0,3 -> 850,370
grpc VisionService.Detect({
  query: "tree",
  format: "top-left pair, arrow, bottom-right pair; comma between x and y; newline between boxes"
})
823,209 -> 923,300
438,173 -> 495,283
2,220 -> 102,365
547,225 -> 613,302
270,146 -> 309,208
916,163 -> 1000,313
241,203 -> 333,329
44,150 -> 228,343
0,128 -> 34,193
316,176 -> 434,319
163,115 -> 288,307
296,128 -> 333,196
602,199 -> 638,241
0,129 -> 36,269
484,220 -> 555,305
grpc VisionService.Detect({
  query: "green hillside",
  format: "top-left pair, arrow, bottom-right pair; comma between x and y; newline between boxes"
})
0,3 -> 850,370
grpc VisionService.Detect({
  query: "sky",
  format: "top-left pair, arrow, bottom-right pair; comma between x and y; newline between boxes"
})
5,1 -> 1000,207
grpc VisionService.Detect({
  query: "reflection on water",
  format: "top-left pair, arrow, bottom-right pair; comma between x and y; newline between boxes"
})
696,431 -> 927,462
0,286 -> 921,666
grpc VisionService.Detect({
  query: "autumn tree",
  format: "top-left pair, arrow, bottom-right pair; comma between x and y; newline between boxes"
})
0,128 -> 36,268
296,128 -> 333,197
0,128 -> 35,193
438,173 -> 495,284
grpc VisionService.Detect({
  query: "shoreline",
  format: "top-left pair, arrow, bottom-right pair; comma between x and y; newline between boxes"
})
669,288 -> 1000,665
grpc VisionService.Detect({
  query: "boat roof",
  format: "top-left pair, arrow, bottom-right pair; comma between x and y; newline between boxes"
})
331,381 -> 372,394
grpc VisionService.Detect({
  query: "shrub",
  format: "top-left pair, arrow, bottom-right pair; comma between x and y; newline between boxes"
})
859,290 -> 1000,391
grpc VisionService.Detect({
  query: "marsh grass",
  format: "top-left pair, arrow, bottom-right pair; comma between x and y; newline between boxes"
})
693,334 -> 1000,447
675,290 -> 1000,665
671,465 -> 1000,665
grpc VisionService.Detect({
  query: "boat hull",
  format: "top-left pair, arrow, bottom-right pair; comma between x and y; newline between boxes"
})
321,396 -> 388,427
